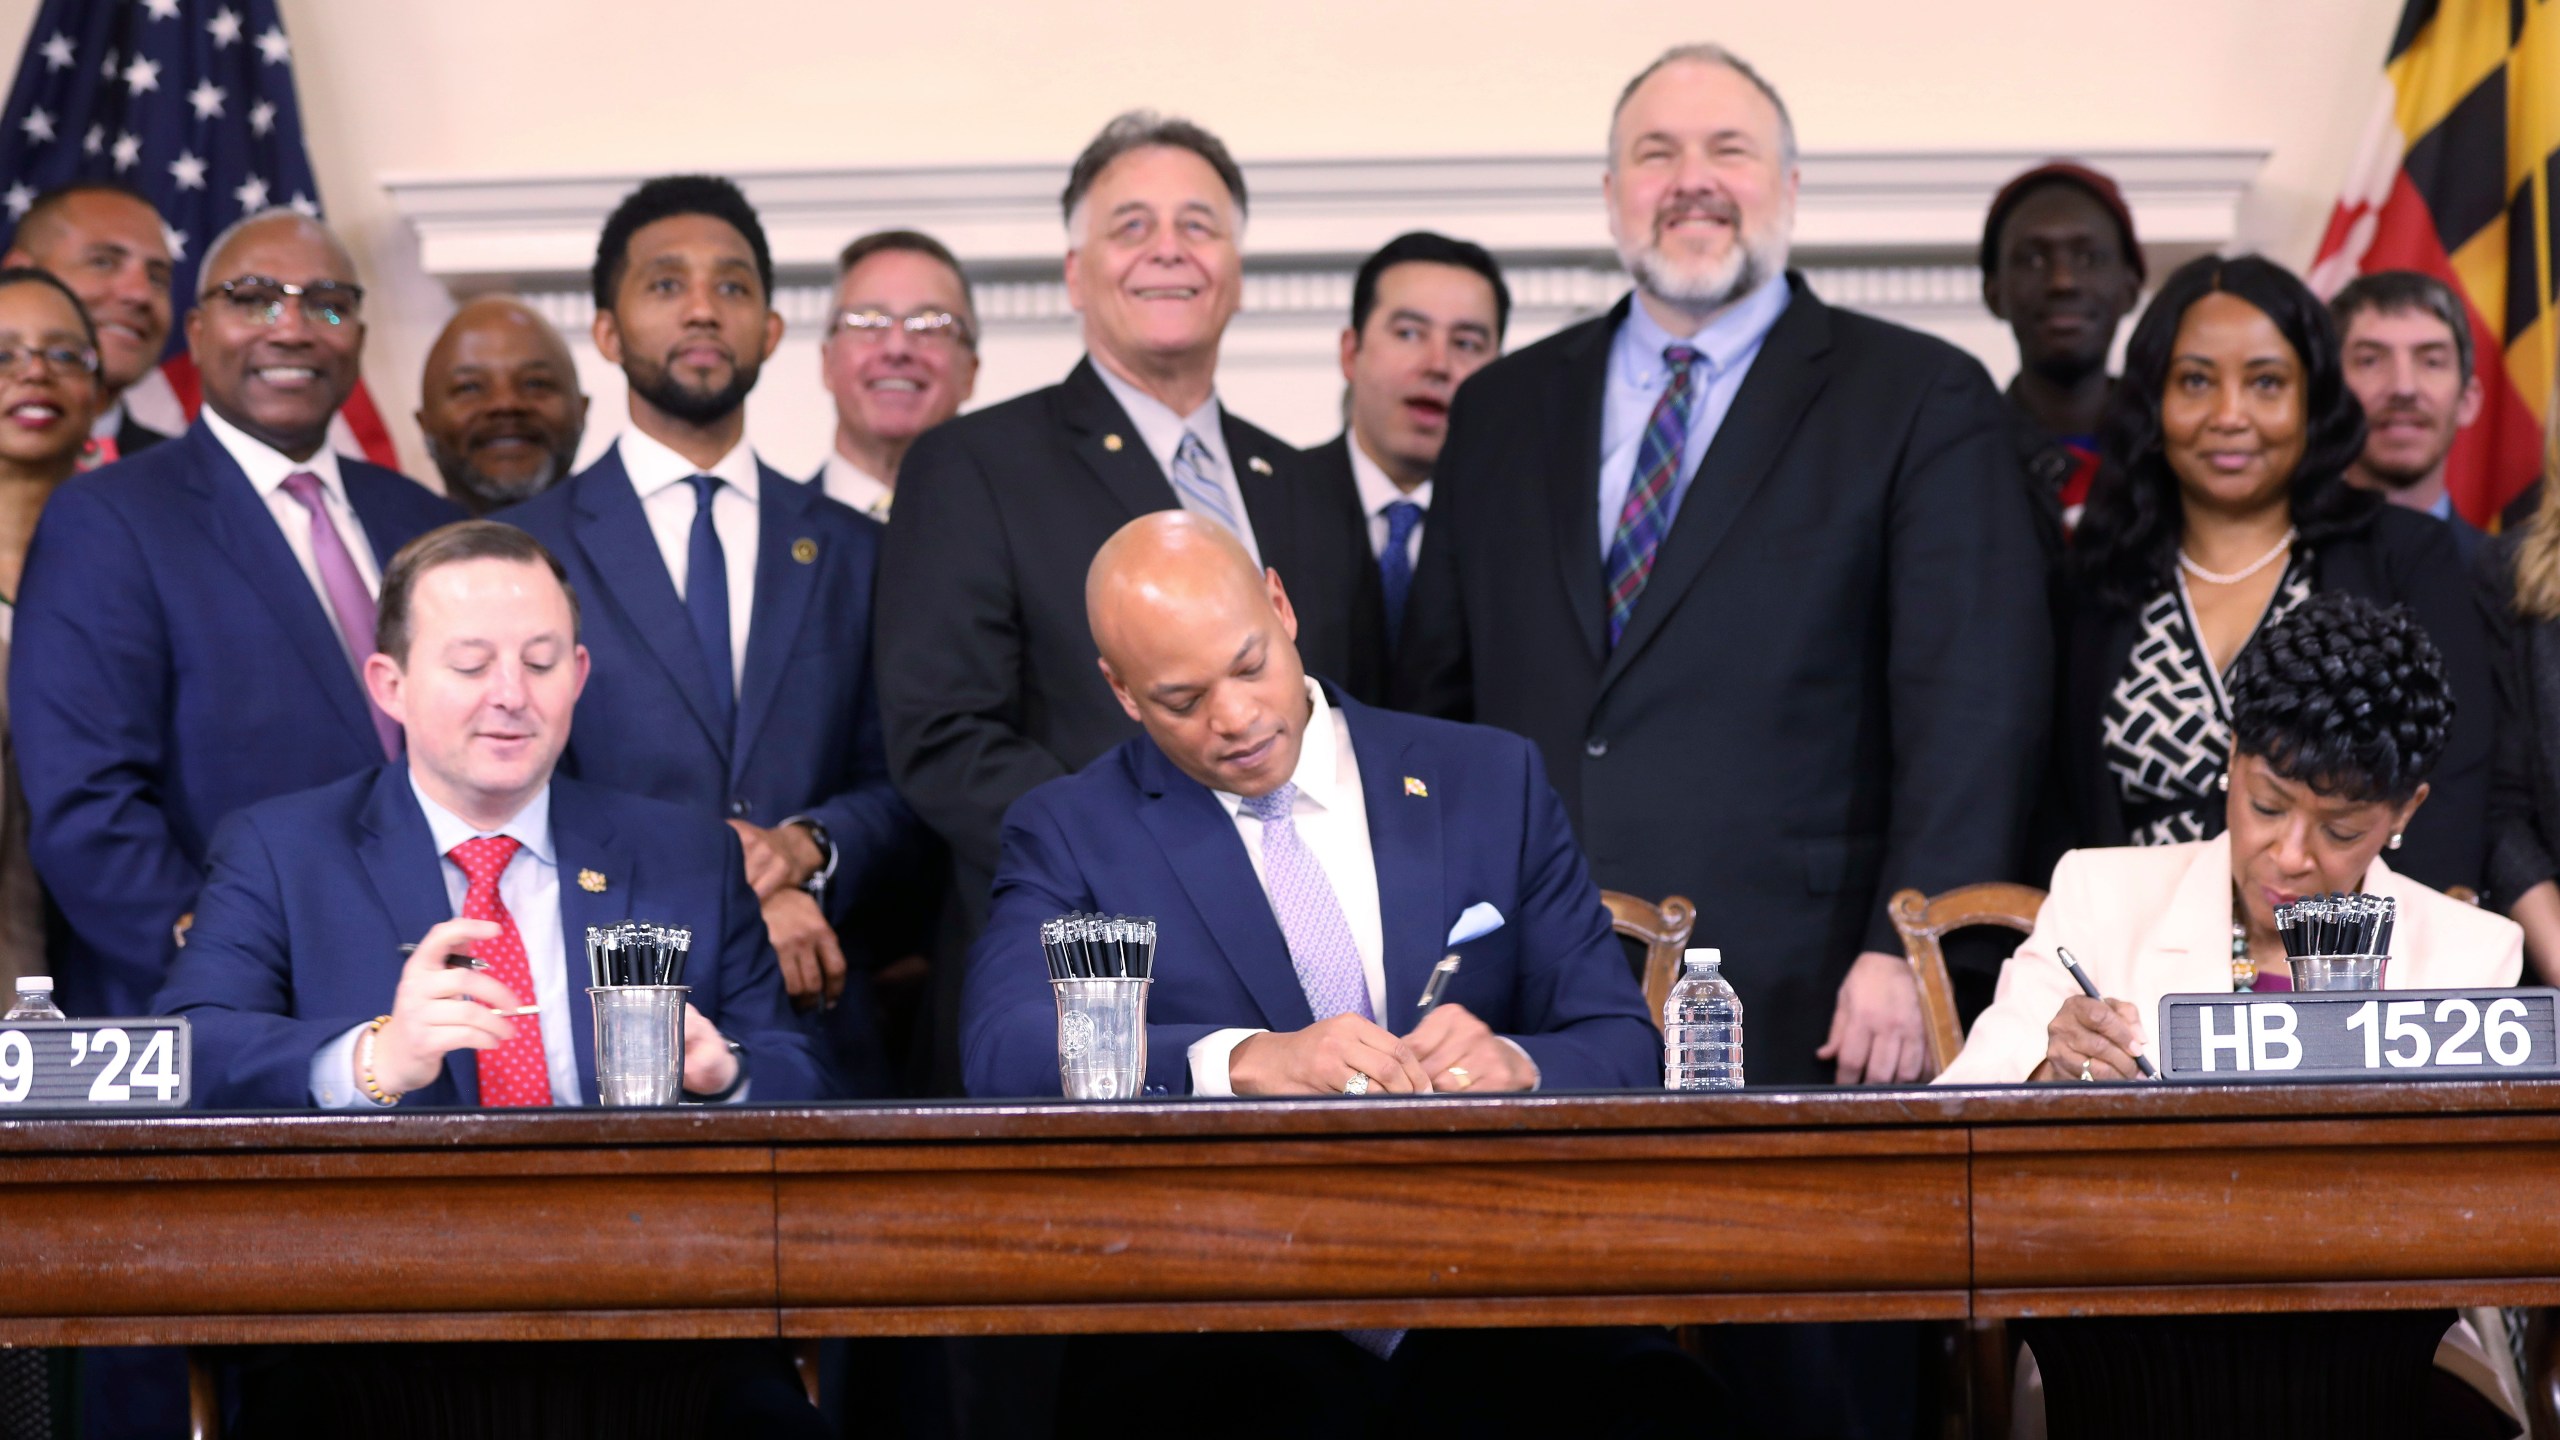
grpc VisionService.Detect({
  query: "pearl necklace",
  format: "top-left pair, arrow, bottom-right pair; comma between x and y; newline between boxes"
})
2179,528 -> 2297,586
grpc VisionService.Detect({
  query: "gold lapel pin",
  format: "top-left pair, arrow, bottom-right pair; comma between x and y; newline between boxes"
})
1103,433 -> 1125,452
1247,455 -> 1274,475
1403,776 -> 1429,798
791,537 -> 818,564
578,869 -> 608,894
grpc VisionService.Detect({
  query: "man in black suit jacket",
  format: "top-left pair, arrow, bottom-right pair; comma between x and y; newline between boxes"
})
3,181 -> 179,464
1400,47 -> 2048,1094
880,110 -> 1382,1084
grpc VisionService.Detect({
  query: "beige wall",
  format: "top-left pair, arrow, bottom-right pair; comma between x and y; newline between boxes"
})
0,0 -> 2403,478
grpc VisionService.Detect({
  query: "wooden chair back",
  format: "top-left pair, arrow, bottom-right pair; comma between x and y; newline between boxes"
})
1602,891 -> 1698,1032
1887,883 -> 2046,1077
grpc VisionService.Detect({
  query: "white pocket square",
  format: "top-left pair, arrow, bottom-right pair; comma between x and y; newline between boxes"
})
1446,903 -> 1505,946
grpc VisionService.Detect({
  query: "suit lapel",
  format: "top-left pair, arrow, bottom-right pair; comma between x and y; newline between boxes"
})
354,767 -> 481,1103
550,781 -> 635,1106
1058,358 -> 1182,522
1132,744 -> 1315,1032
1343,696 -> 1442,1022
1600,279 -> 1835,694
1546,310 -> 1618,666
1226,412 -> 1293,578
177,423 -> 381,754
2130,836 -> 2241,1018
733,465 -> 822,781
342,465 -> 419,569
569,451 -> 730,755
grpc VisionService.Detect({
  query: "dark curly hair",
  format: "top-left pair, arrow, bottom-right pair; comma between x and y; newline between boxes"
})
2072,254 -> 2379,611
2226,592 -> 2451,805
591,174 -> 773,313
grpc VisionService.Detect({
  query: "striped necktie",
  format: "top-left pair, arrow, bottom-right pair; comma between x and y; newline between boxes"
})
1601,345 -> 1704,647
1168,430 -> 1241,535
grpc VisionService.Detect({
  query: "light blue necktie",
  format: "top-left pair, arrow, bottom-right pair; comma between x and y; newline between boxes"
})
1168,430 -> 1241,535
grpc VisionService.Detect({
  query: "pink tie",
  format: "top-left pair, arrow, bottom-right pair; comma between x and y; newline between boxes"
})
277,470 -> 400,760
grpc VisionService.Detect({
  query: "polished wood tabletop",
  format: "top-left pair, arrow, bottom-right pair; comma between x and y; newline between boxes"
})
2,1081 -> 2555,1344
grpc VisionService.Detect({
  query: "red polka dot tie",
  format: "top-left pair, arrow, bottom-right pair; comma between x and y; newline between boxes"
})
448,835 -> 552,1108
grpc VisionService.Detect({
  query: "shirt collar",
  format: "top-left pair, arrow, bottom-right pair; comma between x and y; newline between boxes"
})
89,399 -> 124,443
409,770 -> 557,869
616,426 -> 762,504
821,450 -> 893,517
203,402 -> 347,505
2429,491 -> 2456,521
1613,270 -> 1793,388
1347,431 -> 1430,517
1091,356 -> 1224,470
1213,678 -> 1346,817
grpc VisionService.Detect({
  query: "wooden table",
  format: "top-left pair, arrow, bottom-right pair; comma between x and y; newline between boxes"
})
3,1081 -> 2557,1345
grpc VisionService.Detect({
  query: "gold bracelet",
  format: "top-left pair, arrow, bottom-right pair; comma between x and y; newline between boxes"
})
357,1015 -> 402,1106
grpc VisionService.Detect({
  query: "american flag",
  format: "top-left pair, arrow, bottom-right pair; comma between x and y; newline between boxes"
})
0,0 -> 397,464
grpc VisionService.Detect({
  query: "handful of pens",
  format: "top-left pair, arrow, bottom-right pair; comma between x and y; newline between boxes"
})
585,921 -> 693,989
2273,893 -> 2395,992
1039,913 -> 1156,981
2274,893 -> 2397,960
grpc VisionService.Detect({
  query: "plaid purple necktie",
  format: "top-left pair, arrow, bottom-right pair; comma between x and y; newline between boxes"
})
1238,782 -> 1373,1022
1602,345 -> 1703,647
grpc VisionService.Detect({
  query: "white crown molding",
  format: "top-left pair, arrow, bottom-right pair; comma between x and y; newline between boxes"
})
384,147 -> 2267,290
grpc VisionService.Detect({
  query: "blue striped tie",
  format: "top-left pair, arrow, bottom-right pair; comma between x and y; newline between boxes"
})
1168,430 -> 1240,535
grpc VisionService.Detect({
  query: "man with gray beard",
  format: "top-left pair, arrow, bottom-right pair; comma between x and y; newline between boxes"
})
1395,44 -> 2047,1431
416,296 -> 588,514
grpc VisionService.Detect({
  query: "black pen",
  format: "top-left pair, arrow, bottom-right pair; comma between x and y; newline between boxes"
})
396,942 -> 485,972
2056,946 -> 2157,1078
1414,954 -> 1461,1019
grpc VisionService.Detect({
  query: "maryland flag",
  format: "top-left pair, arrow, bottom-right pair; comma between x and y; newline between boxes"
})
2310,0 -> 2559,525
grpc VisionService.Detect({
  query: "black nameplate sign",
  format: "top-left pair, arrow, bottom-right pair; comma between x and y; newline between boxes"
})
2161,988 -> 2560,1083
0,1018 -> 190,1111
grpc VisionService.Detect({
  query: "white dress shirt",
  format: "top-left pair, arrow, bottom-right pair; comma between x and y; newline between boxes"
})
204,404 -> 380,660
1348,434 -> 1430,567
617,428 -> 760,692
311,777 -> 582,1108
817,451 -> 894,521
1091,359 -> 1263,568
1188,681 -> 1385,1094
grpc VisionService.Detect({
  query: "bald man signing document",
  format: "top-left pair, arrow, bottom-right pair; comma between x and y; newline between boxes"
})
962,512 -> 1655,1098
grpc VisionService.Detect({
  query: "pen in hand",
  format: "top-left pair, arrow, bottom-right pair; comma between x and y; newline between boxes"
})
396,943 -> 536,1016
1414,954 -> 1461,1021
2056,946 -> 2157,1079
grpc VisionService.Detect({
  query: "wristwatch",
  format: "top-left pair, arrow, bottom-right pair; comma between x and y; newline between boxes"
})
683,1037 -> 750,1104
784,815 -> 836,897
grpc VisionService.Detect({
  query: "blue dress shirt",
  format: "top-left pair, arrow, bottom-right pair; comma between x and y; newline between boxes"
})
1594,274 -> 1793,557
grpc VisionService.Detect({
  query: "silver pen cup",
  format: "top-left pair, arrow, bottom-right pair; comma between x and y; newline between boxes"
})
2290,953 -> 2389,992
588,984 -> 687,1106
1052,976 -> 1150,1100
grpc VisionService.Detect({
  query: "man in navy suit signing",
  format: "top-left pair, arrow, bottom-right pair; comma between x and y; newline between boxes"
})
964,510 -> 1658,1099
12,210 -> 460,1020
155,520 -> 833,1112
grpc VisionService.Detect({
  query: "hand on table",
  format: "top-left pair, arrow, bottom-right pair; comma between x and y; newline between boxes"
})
2037,995 -> 2147,1082
1229,1014 -> 1432,1096
760,888 -> 846,1009
365,918 -> 516,1096
1404,1003 -> 1535,1092
1817,950 -> 1929,1085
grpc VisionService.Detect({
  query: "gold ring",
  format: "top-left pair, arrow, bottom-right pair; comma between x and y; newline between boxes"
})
1446,1066 -> 1474,1090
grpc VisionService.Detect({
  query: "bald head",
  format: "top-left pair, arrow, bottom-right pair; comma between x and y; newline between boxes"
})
1088,512 -> 1310,797
199,210 -> 354,298
418,295 -> 589,514
185,208 -> 366,461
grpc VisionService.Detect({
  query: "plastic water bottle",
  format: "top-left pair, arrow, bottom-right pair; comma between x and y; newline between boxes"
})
4,977 -> 64,1021
1664,948 -> 1743,1090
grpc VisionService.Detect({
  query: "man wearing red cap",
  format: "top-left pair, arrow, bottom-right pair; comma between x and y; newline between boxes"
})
1980,162 -> 2145,552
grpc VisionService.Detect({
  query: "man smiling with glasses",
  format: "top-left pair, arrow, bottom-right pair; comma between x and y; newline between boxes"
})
813,229 -> 979,521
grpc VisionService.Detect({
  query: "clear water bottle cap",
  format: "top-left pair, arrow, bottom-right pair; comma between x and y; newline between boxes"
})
14,976 -> 50,992
1683,948 -> 1722,971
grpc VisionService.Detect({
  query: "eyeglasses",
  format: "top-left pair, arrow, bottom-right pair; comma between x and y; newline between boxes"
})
0,343 -> 100,378
209,276 -> 366,327
830,308 -> 973,349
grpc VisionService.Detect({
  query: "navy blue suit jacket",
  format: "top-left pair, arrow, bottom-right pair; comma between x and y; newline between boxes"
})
11,421 -> 460,1017
151,766 -> 838,1109
961,690 -> 1658,1097
498,447 -> 919,921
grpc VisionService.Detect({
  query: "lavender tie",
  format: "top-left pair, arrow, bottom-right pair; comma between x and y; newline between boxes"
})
1237,782 -> 1372,1021
278,470 -> 399,760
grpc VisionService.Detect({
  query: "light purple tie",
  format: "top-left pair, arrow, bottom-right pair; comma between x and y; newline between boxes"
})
1238,782 -> 1372,1021
278,470 -> 400,760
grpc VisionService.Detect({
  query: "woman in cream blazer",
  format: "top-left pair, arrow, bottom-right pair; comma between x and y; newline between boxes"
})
1943,591 -> 2523,1086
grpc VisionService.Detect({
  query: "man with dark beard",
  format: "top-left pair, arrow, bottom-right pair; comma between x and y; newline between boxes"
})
498,175 -> 918,1096
416,295 -> 588,514
1979,162 -> 2145,553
